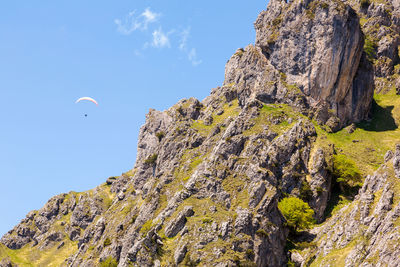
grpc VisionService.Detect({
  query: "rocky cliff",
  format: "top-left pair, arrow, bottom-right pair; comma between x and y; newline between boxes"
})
2,0 -> 400,266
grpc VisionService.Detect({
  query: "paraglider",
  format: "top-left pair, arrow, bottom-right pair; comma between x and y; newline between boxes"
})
76,97 -> 98,117
75,97 -> 98,105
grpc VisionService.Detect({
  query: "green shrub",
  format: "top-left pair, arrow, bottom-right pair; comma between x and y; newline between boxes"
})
100,257 -> 118,267
332,154 -> 362,196
103,237 -> 111,247
364,37 -> 377,61
155,131 -> 165,142
144,154 -> 158,165
279,72 -> 287,81
278,197 -> 315,232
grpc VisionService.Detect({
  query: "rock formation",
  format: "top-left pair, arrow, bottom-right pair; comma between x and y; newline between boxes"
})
2,0 -> 400,266
225,0 -> 374,129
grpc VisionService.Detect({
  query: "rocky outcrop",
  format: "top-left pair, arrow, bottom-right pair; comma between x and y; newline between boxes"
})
297,145 -> 400,266
347,0 -> 400,93
3,0 -> 399,266
394,144 -> 400,178
308,148 -> 332,222
164,206 -> 194,238
225,0 -> 374,129
1,187 -> 109,256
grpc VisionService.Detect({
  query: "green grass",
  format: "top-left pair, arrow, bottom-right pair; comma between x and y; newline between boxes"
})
140,219 -> 154,236
222,174 -> 250,210
313,89 -> 400,177
313,90 -> 400,220
144,154 -> 158,165
157,197 -> 232,266
192,99 -> 240,136
100,257 -> 118,267
0,239 -> 78,267
310,240 -> 357,267
243,104 -> 301,136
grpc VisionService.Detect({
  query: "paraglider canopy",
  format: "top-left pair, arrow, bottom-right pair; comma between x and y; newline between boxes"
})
75,97 -> 98,106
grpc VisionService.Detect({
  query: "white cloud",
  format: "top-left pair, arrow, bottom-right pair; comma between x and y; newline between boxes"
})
115,9 -> 201,66
142,8 -> 159,29
188,48 -> 202,66
177,28 -> 202,66
179,27 -> 190,51
152,28 -> 170,48
115,8 -> 160,35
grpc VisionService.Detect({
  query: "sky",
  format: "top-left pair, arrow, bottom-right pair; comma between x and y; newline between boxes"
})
0,0 -> 269,236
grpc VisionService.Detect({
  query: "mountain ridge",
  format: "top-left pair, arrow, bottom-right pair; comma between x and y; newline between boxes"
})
2,0 -> 400,266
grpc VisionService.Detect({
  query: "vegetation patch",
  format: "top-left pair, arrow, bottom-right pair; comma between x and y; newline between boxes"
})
364,36 -> 377,61
332,154 -> 363,195
191,99 -> 240,136
234,48 -> 245,58
103,237 -> 111,247
100,256 -> 118,267
310,239 -> 359,266
244,104 -> 302,136
144,154 -> 158,165
202,217 -> 213,224
278,197 -> 315,232
0,238 -> 78,267
313,89 -> 400,179
222,175 -> 250,210
140,219 -> 154,236
255,229 -> 268,237
156,131 -> 165,142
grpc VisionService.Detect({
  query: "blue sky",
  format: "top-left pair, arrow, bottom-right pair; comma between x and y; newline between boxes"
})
0,0 -> 269,236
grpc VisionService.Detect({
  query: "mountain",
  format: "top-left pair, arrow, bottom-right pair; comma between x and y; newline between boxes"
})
2,0 -> 400,266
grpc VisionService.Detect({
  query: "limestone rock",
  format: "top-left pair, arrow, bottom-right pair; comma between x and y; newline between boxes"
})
174,243 -> 188,265
165,206 -> 194,238
394,144 -> 400,178
253,0 -> 373,128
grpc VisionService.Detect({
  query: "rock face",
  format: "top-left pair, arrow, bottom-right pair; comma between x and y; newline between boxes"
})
346,0 -> 400,93
3,0 -> 400,266
227,0 -> 374,128
164,206 -> 194,238
300,148 -> 400,266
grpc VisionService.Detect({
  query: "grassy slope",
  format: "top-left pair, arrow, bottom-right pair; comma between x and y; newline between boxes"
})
324,89 -> 400,176
0,240 -> 77,267
0,185 -> 114,266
